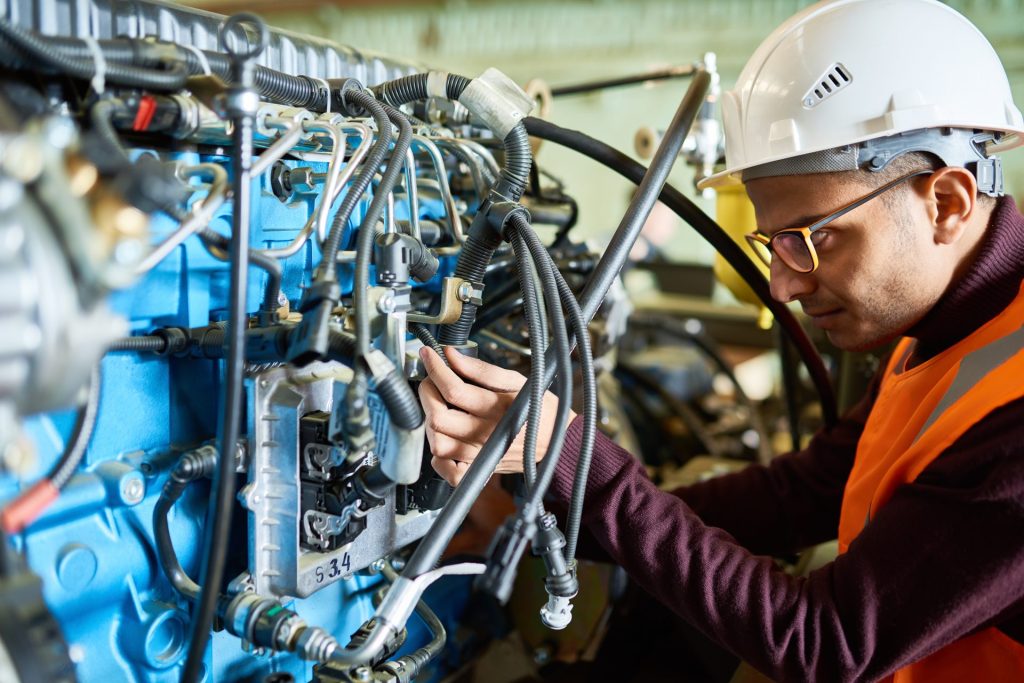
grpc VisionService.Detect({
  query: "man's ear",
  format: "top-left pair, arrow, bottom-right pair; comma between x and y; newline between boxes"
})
922,167 -> 976,245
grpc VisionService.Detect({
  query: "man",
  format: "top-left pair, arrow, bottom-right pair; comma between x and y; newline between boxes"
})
418,0 -> 1024,680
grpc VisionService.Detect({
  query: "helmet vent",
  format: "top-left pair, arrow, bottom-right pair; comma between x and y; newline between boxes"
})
803,63 -> 852,108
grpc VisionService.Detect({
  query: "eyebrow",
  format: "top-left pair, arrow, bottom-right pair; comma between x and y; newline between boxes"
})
757,214 -> 826,237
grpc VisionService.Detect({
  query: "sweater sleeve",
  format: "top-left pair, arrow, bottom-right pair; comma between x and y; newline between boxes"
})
551,396 -> 1024,682
553,371 -> 878,557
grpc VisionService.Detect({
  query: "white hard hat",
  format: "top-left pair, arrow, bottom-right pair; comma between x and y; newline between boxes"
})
699,0 -> 1024,190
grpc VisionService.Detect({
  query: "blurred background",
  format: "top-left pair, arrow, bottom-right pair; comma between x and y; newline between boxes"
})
175,0 -> 1024,265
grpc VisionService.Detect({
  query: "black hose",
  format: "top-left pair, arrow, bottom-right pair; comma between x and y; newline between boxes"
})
402,69 -> 710,579
320,90 -> 393,282
509,229 -> 545,492
108,336 -> 167,353
197,229 -> 282,320
521,116 -> 838,427
438,220 -> 503,346
373,367 -> 424,431
153,446 -> 218,601
48,366 -> 101,490
408,322 -> 447,365
0,19 -> 189,91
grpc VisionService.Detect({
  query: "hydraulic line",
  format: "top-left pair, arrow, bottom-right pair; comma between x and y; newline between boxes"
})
521,116 -> 838,427
181,17 -> 264,682
0,366 -> 101,534
153,446 -> 218,601
399,68 -> 710,580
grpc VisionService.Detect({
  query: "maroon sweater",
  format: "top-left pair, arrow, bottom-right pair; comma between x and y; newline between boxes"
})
550,197 -> 1024,682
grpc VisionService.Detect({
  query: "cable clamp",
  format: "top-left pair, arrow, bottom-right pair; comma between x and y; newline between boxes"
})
485,199 -> 531,240
458,68 -> 535,138
82,36 -> 107,95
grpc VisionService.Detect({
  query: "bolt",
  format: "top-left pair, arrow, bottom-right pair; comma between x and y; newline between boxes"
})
389,556 -> 406,571
368,558 -> 386,574
352,666 -> 373,682
123,476 -> 145,505
378,293 -> 395,314
457,281 -> 474,303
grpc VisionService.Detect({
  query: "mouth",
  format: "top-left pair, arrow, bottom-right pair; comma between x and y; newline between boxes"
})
803,308 -> 844,327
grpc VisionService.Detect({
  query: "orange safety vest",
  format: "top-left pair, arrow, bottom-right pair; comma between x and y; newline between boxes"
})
837,282 -> 1024,682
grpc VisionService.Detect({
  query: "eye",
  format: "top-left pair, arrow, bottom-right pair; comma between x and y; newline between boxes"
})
809,229 -> 830,247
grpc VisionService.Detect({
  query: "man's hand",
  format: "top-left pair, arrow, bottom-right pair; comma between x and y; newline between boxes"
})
418,346 -> 569,486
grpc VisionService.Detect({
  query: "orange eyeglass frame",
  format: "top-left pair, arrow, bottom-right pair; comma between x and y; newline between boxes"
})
744,169 -> 933,274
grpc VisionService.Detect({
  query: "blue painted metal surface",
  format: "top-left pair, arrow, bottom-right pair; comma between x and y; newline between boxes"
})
1,145 -> 459,682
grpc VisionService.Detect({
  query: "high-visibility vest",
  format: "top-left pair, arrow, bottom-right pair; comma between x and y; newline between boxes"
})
838,282 -> 1024,682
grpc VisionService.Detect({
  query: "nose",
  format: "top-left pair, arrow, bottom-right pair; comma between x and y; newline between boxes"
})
769,259 -> 817,303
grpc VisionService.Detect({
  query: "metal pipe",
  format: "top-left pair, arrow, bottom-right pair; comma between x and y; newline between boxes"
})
259,122 -> 373,259
403,147 -> 421,241
250,116 -> 307,177
136,164 -> 229,274
411,136 -> 463,243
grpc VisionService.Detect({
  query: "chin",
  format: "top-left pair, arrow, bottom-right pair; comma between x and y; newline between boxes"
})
825,328 -> 899,353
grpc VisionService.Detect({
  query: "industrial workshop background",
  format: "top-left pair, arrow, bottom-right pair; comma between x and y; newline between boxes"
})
180,0 -> 1024,266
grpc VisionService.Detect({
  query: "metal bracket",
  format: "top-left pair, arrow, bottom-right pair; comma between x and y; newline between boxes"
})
406,276 -> 470,325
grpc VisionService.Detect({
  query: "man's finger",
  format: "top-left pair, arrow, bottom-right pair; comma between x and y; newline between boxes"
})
420,347 -> 502,414
419,380 -> 490,442
429,431 -> 479,462
445,347 -> 526,393
431,456 -> 467,487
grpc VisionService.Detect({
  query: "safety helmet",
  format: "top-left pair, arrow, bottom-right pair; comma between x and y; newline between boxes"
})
698,0 -> 1024,192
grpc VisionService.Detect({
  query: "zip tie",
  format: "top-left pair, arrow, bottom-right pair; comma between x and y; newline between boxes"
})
82,36 -> 106,95
183,44 -> 212,76
312,77 -> 331,113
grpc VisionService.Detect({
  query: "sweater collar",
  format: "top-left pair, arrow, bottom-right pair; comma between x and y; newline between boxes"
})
908,195 -> 1024,360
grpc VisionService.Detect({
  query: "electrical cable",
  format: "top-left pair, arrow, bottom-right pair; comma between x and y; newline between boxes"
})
0,18 -> 190,91
0,366 -> 101,535
408,322 -> 447,366
400,69 -> 710,580
521,115 -> 838,428
509,229 -> 546,492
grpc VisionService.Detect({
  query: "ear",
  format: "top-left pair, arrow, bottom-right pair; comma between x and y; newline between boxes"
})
922,167 -> 976,245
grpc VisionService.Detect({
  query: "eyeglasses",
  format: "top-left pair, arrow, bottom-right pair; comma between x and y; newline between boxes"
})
745,169 -> 933,274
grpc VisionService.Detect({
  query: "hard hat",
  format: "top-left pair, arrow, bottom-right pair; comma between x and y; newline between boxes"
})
699,0 -> 1024,190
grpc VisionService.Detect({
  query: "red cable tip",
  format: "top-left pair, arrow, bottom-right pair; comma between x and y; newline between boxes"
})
1,480 -> 59,534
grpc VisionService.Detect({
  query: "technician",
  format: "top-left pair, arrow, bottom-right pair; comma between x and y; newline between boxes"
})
419,0 -> 1024,680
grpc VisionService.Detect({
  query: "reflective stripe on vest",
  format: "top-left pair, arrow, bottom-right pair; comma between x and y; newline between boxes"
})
837,281 -> 1024,683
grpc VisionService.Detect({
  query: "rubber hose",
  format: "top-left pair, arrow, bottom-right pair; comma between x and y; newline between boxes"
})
510,230 -> 545,492
521,116 -> 838,427
153,447 -> 218,601
374,367 -> 424,431
326,330 -> 358,363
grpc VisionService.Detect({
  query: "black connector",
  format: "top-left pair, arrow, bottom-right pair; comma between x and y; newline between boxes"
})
475,515 -> 536,604
287,281 -> 342,366
375,233 -> 439,285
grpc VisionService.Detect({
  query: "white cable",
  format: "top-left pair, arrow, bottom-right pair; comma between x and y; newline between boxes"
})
182,44 -> 212,76
82,36 -> 106,95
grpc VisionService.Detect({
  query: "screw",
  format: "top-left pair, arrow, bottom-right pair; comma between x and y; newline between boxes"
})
352,666 -> 373,682
457,282 -> 473,303
368,559 -> 386,574
123,477 -> 145,505
378,293 -> 395,314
